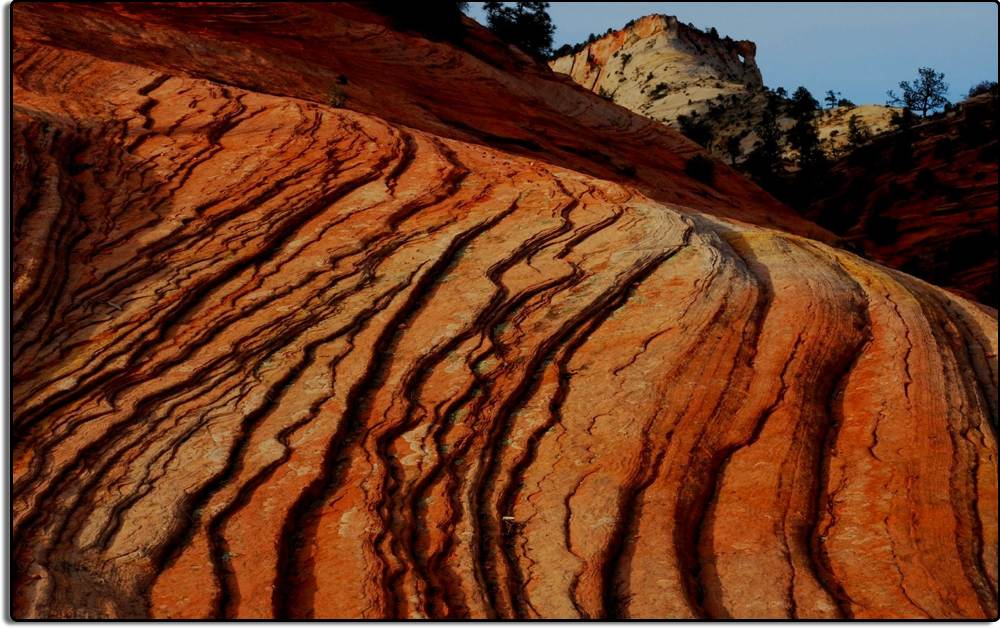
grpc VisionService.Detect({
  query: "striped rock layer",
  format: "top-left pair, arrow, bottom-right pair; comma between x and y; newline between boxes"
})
11,2 -> 998,620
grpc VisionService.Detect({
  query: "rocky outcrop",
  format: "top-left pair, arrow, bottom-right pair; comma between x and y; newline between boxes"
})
548,15 -> 898,162
549,15 -> 763,128
547,12 -> 993,307
12,2 -> 998,620
814,104 -> 898,157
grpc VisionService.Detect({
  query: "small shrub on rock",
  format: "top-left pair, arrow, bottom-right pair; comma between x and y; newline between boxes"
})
685,154 -> 716,185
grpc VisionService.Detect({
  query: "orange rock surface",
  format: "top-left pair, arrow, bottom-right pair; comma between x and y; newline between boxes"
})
11,2 -> 998,620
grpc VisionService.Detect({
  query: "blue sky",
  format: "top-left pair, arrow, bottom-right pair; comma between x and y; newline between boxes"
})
465,2 -> 999,105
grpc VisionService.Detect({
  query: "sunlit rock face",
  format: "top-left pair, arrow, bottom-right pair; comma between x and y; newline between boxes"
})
11,2 -> 998,620
550,14 -> 763,122
549,14 -> 899,162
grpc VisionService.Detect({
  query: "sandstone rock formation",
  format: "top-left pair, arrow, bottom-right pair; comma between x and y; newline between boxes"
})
12,2 -> 999,620
548,13 -> 993,308
549,15 -> 763,124
549,15 -> 897,161
807,95 -> 998,306
814,104 -> 898,158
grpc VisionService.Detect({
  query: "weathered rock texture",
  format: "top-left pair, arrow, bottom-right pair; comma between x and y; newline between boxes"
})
12,2 -> 999,620
549,15 -> 763,123
814,104 -> 898,158
549,15 -> 898,161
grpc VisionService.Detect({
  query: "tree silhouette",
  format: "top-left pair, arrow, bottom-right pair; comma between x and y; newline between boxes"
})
685,154 -> 715,185
846,114 -> 871,149
370,1 -> 468,42
824,90 -> 840,109
725,135 -> 742,166
888,108 -> 916,169
887,67 -> 949,117
967,80 -> 998,99
483,2 -> 555,60
745,99 -> 783,186
788,86 -> 819,120
677,114 -> 714,148
787,114 -> 825,174
551,43 -> 574,58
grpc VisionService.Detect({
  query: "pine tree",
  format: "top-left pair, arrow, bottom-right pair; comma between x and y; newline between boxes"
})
846,114 -> 871,149
887,67 -> 949,117
967,80 -> 998,99
787,116 -> 826,173
483,2 -> 555,60
888,108 -> 916,169
725,136 -> 742,166
746,105 -> 783,185
677,114 -> 714,148
788,86 -> 819,120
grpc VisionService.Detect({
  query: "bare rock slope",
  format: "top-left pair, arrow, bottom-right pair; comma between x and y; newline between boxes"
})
549,15 -> 763,124
549,14 -> 898,160
12,3 -> 998,620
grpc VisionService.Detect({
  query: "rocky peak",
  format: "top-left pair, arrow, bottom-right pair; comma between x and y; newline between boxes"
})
548,14 -> 769,163
550,14 -> 762,101
550,15 -> 898,164
656,14 -> 761,86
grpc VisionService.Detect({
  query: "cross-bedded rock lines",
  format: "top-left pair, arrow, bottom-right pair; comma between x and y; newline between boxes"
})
12,14 -> 999,621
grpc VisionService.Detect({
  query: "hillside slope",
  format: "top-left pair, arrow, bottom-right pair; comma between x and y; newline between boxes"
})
549,14 -> 898,161
807,96 -> 999,305
549,15 -> 764,125
12,2 -> 998,620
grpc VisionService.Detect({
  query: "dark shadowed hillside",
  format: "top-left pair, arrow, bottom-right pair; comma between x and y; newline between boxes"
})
807,95 -> 998,305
